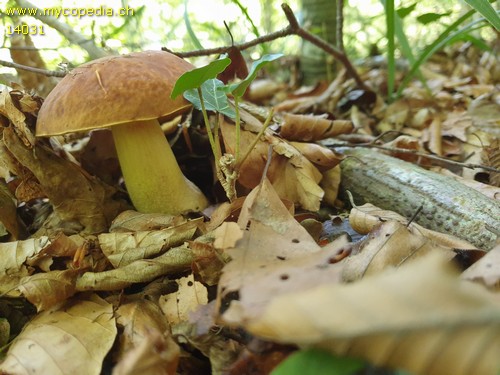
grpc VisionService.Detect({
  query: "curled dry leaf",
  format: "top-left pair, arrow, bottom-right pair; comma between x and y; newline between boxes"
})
3,126 -> 128,233
290,141 -> 343,170
247,252 -> 500,375
320,165 -> 341,207
217,178 -> 346,325
280,113 -> 353,141
76,244 -> 193,292
220,117 -> 324,211
0,294 -> 116,375
159,274 -> 208,325
341,220 -> 458,282
0,91 -> 35,148
99,218 -> 202,267
109,210 -> 188,232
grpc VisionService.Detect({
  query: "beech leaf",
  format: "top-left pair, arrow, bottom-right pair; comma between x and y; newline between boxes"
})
248,252 -> 500,375
0,295 -> 116,375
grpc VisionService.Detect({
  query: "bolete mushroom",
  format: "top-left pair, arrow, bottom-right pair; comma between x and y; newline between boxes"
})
36,50 -> 208,214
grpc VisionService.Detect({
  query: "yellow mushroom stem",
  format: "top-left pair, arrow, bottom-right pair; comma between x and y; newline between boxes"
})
111,119 -> 208,214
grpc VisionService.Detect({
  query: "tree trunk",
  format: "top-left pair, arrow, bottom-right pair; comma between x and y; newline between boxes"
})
299,0 -> 338,84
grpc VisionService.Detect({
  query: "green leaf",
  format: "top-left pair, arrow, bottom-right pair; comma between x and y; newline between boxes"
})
271,349 -> 365,375
395,9 -> 480,97
382,0 -> 396,101
416,12 -> 451,25
171,57 -> 231,98
224,53 -> 283,97
381,0 -> 430,100
463,0 -> 500,30
184,78 -> 236,118
396,3 -> 417,19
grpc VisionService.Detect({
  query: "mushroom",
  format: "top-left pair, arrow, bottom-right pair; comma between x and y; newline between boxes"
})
37,50 -> 208,215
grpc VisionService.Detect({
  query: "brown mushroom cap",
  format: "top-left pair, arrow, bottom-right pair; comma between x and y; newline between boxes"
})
37,50 -> 194,136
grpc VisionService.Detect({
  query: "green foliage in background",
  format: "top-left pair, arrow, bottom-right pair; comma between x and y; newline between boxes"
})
382,0 -> 499,100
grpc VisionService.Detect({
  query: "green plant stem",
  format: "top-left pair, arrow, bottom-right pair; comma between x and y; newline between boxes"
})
395,10 -> 485,98
384,0 -> 395,101
236,107 -> 274,170
197,87 -> 221,162
233,96 -> 241,163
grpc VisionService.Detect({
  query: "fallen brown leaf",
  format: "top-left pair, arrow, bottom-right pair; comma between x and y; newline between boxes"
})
280,113 -> 353,141
248,252 -> 500,375
217,178 -> 346,325
99,218 -> 202,267
0,294 -> 116,375
462,244 -> 500,289
18,269 -> 80,311
221,117 -> 324,211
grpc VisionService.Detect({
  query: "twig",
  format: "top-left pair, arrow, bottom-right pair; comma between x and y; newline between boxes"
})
0,59 -> 66,77
166,3 -> 369,90
331,143 -> 500,173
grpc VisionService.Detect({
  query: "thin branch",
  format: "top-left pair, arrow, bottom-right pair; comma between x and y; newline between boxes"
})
164,26 -> 292,57
166,3 -> 369,90
0,59 -> 66,77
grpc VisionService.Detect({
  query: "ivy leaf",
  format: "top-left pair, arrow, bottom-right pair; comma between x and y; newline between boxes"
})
171,57 -> 231,98
184,78 -> 236,119
223,53 -> 283,97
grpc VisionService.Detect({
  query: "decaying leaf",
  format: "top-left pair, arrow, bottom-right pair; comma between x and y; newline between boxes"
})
0,91 -> 35,148
191,239 -> 227,286
0,294 -> 116,375
290,141 -> 343,170
99,218 -> 202,267
341,220 -> 458,282
0,179 -> 23,239
113,328 -> 179,375
320,165 -> 341,207
221,117 -> 324,211
247,252 -> 500,375
114,299 -> 179,375
0,236 -> 51,296
462,244 -> 500,289
3,126 -> 128,233
217,178 -> 346,325
280,113 -> 353,141
159,274 -> 208,325
109,210 -> 188,232
18,269 -> 80,311
76,244 -> 193,292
